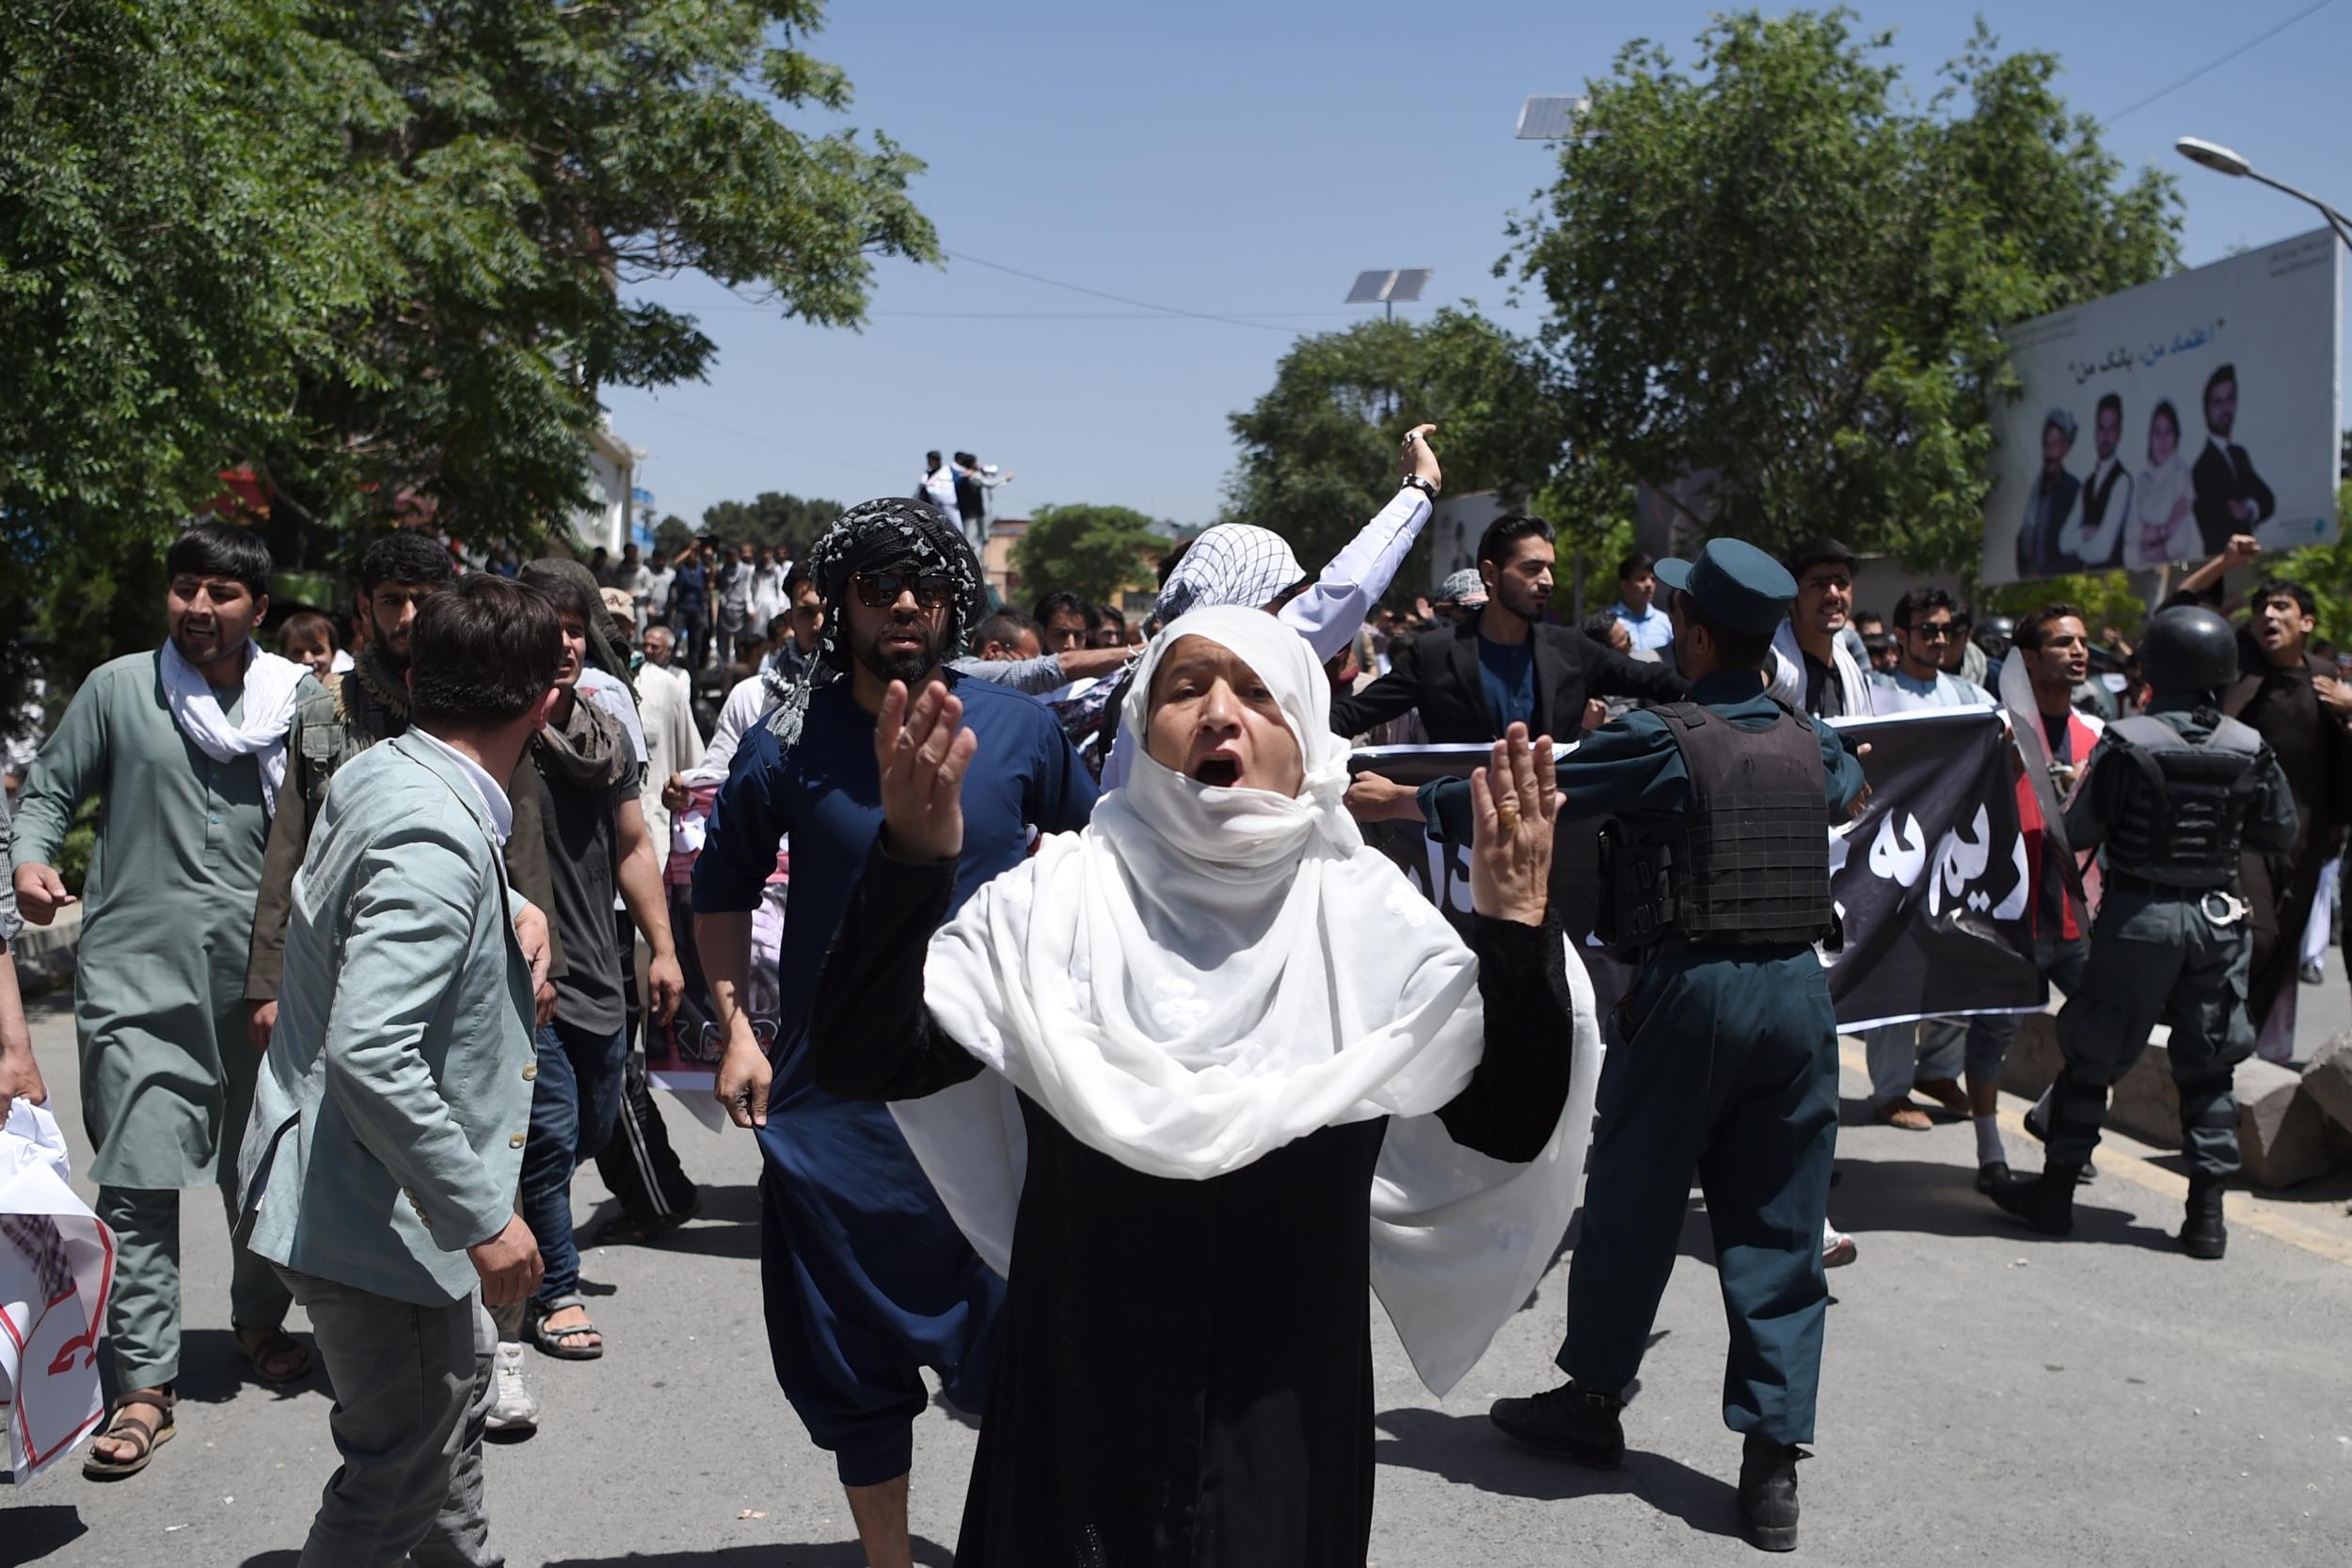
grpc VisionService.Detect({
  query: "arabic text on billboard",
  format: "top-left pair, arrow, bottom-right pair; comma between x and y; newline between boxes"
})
1984,229 -> 2342,586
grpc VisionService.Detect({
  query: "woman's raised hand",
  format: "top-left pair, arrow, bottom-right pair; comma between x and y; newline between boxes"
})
874,681 -> 977,863
1469,723 -> 1561,927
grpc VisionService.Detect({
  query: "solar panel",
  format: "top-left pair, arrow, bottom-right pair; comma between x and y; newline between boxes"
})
1345,269 -> 1392,305
1516,95 -> 1588,140
1387,269 -> 1433,303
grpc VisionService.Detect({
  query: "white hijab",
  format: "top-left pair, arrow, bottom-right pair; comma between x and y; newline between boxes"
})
159,639 -> 307,816
891,605 -> 1600,1396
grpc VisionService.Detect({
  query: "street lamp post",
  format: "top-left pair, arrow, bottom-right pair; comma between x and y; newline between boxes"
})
2176,136 -> 2352,250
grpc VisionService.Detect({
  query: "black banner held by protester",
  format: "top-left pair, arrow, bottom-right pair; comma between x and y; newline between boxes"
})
1350,705 -> 2042,1031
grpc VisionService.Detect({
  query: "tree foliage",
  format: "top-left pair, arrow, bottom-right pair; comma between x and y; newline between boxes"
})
1,0 -> 932,702
1221,308 -> 1571,586
1502,9 -> 2182,569
700,492 -> 844,562
1012,505 -> 1168,608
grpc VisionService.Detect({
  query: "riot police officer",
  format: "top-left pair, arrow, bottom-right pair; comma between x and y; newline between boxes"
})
1990,605 -> 2297,1258
1484,538 -> 1866,1552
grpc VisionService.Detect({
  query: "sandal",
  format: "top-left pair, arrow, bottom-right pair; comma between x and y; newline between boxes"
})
1914,1077 -> 1972,1118
235,1323 -> 313,1385
83,1387 -> 175,1480
530,1298 -> 605,1361
1872,1100 -> 1933,1132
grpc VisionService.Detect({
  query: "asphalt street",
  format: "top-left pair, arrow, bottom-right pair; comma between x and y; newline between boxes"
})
7,978 -> 2351,1568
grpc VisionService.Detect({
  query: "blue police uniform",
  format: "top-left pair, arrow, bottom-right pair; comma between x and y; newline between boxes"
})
1476,539 -> 1864,1551
1546,675 -> 1863,1441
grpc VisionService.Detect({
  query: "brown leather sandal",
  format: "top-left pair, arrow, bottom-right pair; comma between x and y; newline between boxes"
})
83,1387 -> 175,1480
1914,1077 -> 1972,1118
1873,1100 -> 1933,1132
235,1323 -> 312,1384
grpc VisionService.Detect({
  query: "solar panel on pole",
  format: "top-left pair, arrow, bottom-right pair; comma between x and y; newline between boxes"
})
1343,268 -> 1434,323
1387,269 -> 1433,303
1516,95 -> 1589,140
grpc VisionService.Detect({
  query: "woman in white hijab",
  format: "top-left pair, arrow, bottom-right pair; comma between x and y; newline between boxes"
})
808,605 -> 1597,1564
2126,398 -> 2200,568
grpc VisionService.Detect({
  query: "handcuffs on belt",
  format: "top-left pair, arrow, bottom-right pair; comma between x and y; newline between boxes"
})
2200,889 -> 2251,926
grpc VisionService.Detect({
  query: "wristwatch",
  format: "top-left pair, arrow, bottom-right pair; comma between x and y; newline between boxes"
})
1400,475 -> 1438,501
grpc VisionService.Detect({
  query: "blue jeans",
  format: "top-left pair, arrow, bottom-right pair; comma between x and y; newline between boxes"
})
521,1018 -> 629,1310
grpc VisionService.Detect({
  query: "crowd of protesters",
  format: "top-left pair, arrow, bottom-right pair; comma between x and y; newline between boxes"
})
0,425 -> 2344,1563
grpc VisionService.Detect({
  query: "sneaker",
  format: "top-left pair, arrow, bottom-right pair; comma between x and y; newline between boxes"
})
1488,1380 -> 1626,1468
1821,1225 -> 1858,1269
486,1340 -> 539,1435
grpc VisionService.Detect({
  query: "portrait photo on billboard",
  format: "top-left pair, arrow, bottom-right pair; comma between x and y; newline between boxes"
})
1983,228 -> 2342,586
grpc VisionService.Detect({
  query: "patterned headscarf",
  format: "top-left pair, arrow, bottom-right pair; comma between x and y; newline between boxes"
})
764,497 -> 986,748
1155,524 -> 1307,625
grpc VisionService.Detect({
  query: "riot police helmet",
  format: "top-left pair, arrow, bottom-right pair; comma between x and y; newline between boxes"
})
2138,605 -> 2239,696
1975,615 -> 2016,661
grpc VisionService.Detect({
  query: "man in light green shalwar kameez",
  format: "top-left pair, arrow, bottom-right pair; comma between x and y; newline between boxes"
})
9,522 -> 320,1479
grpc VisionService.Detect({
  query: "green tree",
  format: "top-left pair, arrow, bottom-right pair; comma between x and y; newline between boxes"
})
1502,9 -> 2181,569
2,0 -> 932,703
1222,308 -> 1571,587
652,514 -> 696,558
701,492 -> 844,561
1012,505 -> 1167,608
2269,479 -> 2352,641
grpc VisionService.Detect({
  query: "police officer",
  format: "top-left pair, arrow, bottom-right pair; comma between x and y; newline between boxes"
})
1480,538 -> 1866,1553
1990,605 -> 2296,1258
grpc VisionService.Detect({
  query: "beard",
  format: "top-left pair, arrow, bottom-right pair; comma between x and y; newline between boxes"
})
853,619 -> 945,686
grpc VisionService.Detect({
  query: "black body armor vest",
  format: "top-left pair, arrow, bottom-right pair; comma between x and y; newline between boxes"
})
1597,701 -> 1837,951
2099,713 -> 2266,889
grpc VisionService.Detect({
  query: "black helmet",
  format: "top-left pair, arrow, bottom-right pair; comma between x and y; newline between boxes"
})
1975,616 -> 2017,659
2139,606 -> 2239,695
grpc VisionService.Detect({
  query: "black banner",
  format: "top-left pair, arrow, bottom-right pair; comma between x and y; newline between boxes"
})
1349,706 -> 2042,1030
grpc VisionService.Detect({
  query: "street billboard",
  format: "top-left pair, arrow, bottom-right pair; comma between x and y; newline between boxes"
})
1426,489 -> 1505,594
1984,228 -> 2341,585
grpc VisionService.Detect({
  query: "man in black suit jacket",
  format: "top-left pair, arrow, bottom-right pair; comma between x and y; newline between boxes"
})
1331,514 -> 1687,746
2191,362 -> 2275,556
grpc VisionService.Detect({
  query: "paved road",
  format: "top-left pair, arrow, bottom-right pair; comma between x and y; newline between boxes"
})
7,984 -> 2351,1568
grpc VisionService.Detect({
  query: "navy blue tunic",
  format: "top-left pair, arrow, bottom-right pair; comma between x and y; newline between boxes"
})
691,675 -> 1096,1483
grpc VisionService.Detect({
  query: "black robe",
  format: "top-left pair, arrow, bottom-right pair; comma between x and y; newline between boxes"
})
810,840 -> 1576,1567
2228,658 -> 2352,1027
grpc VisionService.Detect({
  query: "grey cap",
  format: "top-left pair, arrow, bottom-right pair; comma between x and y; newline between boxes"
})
1437,567 -> 1488,606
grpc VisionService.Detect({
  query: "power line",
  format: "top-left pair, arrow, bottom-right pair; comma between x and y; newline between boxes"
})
626,403 -> 904,484
944,249 -> 1302,334
681,303 -> 1427,321
2100,0 -> 2337,128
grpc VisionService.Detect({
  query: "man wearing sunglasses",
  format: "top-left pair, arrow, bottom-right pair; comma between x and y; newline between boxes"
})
691,498 -> 1096,1568
1861,585 -> 1997,1131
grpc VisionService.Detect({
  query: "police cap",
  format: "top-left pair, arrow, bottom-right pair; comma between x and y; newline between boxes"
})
1654,539 -> 1798,638
2139,605 -> 2239,695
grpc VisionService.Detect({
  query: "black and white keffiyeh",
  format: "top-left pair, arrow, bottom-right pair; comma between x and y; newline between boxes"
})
763,498 -> 986,749
1153,524 -> 1306,624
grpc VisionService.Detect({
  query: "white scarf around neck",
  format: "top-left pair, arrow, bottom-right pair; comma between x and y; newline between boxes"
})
160,639 -> 307,816
890,605 -> 1600,1395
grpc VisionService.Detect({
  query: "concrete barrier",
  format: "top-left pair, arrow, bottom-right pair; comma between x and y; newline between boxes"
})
1998,1009 -> 2349,1190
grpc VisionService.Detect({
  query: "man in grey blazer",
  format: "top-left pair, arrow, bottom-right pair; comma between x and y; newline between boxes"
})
239,574 -> 562,1567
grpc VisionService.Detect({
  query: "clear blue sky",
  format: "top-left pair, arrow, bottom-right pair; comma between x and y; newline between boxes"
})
603,0 -> 2350,532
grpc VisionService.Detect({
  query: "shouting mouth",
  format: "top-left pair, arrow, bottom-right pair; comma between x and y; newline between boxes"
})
1190,756 -> 1242,787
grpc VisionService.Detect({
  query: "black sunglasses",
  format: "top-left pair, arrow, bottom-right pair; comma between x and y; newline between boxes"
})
851,571 -> 956,610
1913,622 -> 1958,641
